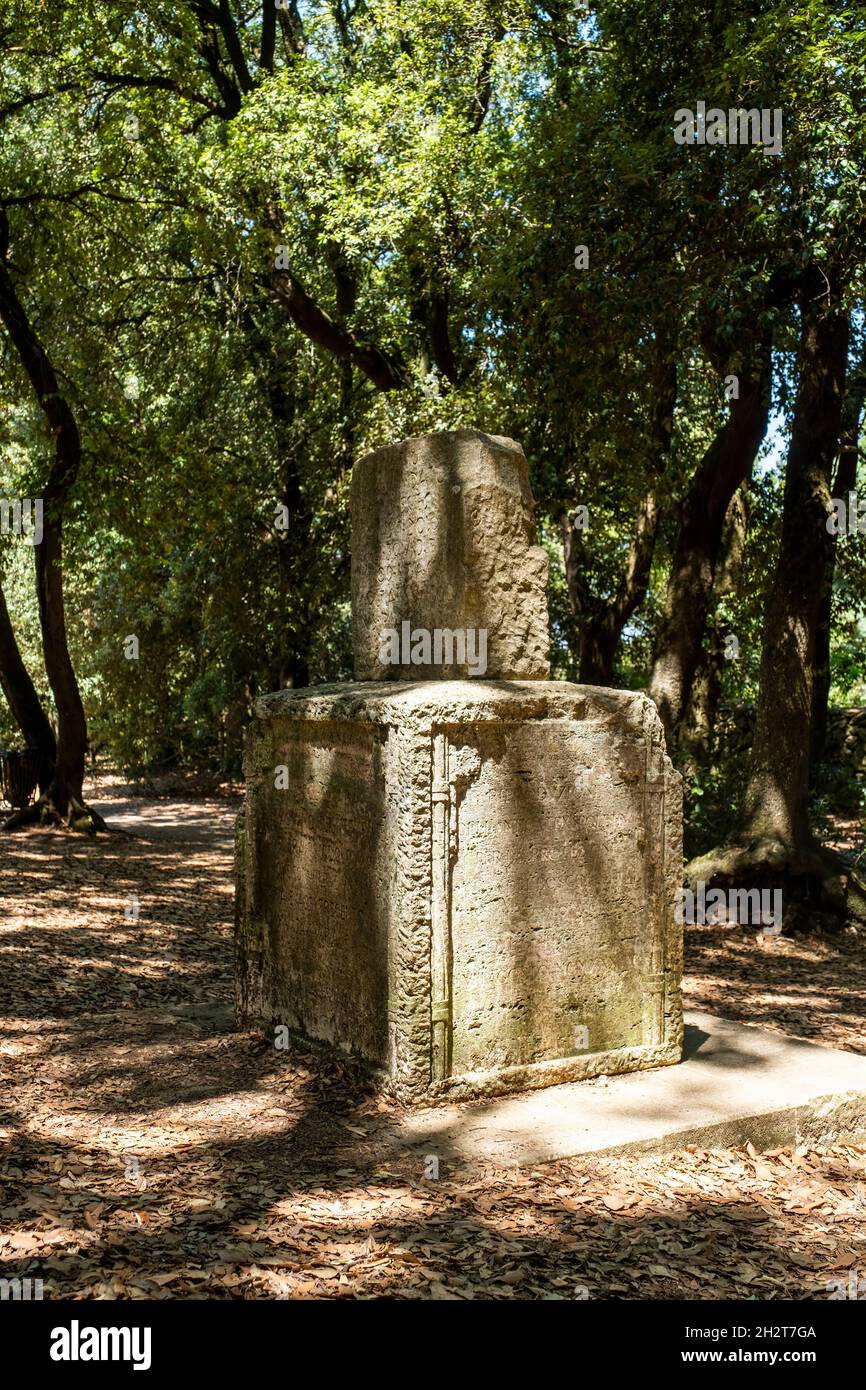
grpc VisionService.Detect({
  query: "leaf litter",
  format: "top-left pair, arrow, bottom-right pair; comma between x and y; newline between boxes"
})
1,781 -> 864,1300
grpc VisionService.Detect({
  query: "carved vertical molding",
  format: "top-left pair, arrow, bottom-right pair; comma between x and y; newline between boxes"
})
430,732 -> 452,1080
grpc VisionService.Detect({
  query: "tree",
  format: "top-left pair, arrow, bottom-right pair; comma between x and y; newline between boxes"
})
689,269 -> 866,919
811,327 -> 866,773
0,210 -> 104,826
649,338 -> 773,748
741,272 -> 848,855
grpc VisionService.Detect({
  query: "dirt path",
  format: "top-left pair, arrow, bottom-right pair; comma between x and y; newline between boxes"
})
1,783 -> 865,1300
89,787 -> 239,847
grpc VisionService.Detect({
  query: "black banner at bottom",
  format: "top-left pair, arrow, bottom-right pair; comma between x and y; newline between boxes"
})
2,1296 -> 858,1378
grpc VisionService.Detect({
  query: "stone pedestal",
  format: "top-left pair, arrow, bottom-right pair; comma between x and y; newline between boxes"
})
235,681 -> 683,1102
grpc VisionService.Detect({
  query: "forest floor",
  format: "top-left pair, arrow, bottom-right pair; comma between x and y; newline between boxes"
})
1,777 -> 865,1300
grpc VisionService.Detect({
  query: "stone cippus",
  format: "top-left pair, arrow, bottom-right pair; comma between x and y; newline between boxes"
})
826,492 -> 866,535
378,620 -> 488,676
674,101 -> 783,155
237,429 -> 684,1103
0,496 -> 43,545
675,880 -> 783,929
352,431 -> 549,682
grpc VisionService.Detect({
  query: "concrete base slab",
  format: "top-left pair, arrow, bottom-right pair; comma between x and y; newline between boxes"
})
396,1013 -> 866,1167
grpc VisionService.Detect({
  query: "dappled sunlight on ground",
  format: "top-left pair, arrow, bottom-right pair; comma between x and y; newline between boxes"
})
1,786 -> 865,1299
684,922 -> 866,1053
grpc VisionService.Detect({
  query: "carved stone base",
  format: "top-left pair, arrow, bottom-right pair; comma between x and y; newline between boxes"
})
235,681 -> 684,1102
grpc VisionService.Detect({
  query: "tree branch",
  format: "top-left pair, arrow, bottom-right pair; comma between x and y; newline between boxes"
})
88,70 -> 222,113
269,266 -> 406,390
216,0 -> 254,94
0,82 -> 81,122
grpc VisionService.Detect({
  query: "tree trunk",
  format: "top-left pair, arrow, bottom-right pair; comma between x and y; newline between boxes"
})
562,336 -> 676,686
0,216 -> 98,827
562,487 -> 661,685
810,343 -> 866,776
678,628 -> 723,774
742,276 -> 849,850
0,578 -> 57,787
679,481 -> 751,772
648,347 -> 771,750
241,304 -> 318,691
33,484 -> 88,817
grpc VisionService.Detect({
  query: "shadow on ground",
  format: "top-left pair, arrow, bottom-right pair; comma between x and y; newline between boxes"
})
1,786 -> 864,1299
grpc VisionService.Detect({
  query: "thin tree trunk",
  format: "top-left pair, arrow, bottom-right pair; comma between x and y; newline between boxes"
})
0,213 -> 97,825
562,336 -> 676,686
33,474 -> 88,816
679,481 -> 751,771
0,578 -> 57,790
241,304 -> 317,690
562,487 -> 661,685
648,346 -> 771,749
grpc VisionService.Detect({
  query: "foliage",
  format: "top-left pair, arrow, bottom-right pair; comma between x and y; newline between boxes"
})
1,1 -> 865,774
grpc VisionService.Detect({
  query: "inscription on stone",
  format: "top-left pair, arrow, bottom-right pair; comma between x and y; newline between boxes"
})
444,721 -> 660,1075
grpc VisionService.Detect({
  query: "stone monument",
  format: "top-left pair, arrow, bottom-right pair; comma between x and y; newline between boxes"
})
235,428 -> 683,1101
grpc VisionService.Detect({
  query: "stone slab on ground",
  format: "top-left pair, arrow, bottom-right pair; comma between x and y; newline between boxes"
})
394,1012 -> 866,1166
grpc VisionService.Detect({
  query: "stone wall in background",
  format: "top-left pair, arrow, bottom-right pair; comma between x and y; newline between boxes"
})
715,706 -> 866,776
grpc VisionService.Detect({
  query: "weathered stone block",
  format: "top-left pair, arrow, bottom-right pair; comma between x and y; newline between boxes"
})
351,429 -> 550,680
235,681 -> 684,1102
